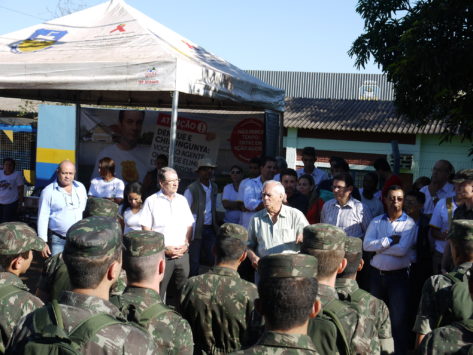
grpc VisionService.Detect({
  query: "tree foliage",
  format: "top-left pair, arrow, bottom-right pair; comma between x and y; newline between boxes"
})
349,0 -> 473,144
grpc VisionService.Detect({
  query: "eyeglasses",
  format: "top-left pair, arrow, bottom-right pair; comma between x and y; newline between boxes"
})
332,185 -> 346,191
164,179 -> 180,184
230,171 -> 242,174
388,196 -> 404,201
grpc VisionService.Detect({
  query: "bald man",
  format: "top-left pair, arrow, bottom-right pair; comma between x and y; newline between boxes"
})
37,160 -> 87,257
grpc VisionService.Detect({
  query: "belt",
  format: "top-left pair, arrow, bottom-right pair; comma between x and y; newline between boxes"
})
48,229 -> 66,240
376,267 -> 409,276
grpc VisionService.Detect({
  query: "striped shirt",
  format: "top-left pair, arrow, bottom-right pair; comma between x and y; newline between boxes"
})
320,197 -> 372,238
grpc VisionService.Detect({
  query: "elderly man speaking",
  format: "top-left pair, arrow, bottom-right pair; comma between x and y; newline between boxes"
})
247,180 -> 309,269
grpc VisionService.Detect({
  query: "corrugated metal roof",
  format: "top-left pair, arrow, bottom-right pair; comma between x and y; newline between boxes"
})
245,70 -> 394,101
0,98 -> 40,113
284,98 -> 445,135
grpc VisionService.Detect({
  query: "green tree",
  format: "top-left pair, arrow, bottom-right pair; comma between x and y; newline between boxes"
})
349,0 -> 473,145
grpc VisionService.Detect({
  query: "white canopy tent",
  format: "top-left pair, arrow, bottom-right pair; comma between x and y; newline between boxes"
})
0,0 -> 284,164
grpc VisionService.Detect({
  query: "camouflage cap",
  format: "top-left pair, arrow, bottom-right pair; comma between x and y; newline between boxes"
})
452,169 -> 473,184
302,224 -> 346,251
65,216 -> 122,258
258,253 -> 318,279
448,219 -> 473,241
344,236 -> 363,254
123,230 -> 165,257
85,197 -> 119,218
0,222 -> 45,255
217,223 -> 248,243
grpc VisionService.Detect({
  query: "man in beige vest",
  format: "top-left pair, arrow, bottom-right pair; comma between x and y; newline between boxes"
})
184,158 -> 219,276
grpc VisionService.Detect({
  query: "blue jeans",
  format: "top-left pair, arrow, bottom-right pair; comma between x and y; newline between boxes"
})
369,266 -> 410,355
189,226 -> 216,276
50,233 -> 66,256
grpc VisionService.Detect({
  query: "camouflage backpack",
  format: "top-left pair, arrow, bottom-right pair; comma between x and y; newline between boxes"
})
110,295 -> 175,326
7,300 -> 121,355
437,270 -> 473,327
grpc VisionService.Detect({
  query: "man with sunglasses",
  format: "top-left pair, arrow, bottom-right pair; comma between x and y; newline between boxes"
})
363,185 -> 417,354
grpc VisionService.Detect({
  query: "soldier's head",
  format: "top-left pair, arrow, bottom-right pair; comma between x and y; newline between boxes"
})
338,236 -> 363,279
301,224 -> 347,282
214,223 -> 248,266
122,230 -> 165,286
448,219 -> 473,265
257,253 -> 320,331
84,197 -> 119,218
0,222 -> 45,275
63,217 -> 123,290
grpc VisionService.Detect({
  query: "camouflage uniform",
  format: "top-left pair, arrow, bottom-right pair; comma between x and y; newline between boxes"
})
179,223 -> 258,354
84,196 -> 119,217
418,320 -> 473,354
112,230 -> 193,354
234,253 -> 319,354
301,224 -> 361,355
414,220 -> 473,335
336,236 -> 394,355
7,217 -> 158,355
0,222 -> 45,353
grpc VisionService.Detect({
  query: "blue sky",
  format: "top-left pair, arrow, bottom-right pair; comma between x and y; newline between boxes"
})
0,0 -> 381,74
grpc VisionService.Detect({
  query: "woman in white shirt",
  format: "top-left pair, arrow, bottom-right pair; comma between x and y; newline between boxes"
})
222,165 -> 244,224
0,158 -> 24,223
89,157 -> 125,204
120,182 -> 144,234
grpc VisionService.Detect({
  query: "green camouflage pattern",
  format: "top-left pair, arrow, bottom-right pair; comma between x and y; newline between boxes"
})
448,219 -> 473,241
0,222 -> 45,255
0,272 -> 43,353
258,253 -> 318,279
418,320 -> 473,354
452,169 -> 473,183
179,266 -> 259,354
336,278 -> 394,355
65,216 -> 122,258
123,230 -> 164,257
302,224 -> 346,251
36,253 -> 127,302
112,287 -> 193,354
218,223 -> 248,243
85,197 -> 119,217
6,291 -> 159,355
343,236 -> 362,254
230,331 -> 319,354
316,283 -> 359,354
414,261 -> 473,335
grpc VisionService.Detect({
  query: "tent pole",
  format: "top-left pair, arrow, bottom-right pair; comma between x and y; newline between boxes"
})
168,90 -> 179,168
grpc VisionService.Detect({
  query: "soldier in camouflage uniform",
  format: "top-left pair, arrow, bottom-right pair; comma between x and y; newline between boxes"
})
110,230 -> 193,354
418,265 -> 473,354
0,222 -> 45,354
336,236 -> 394,354
179,223 -> 259,354
232,253 -> 320,354
7,216 -> 158,354
35,198 -> 125,302
414,219 -> 473,348
300,223 -> 362,355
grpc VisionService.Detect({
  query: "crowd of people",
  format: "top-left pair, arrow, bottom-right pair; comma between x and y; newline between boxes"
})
0,145 -> 472,354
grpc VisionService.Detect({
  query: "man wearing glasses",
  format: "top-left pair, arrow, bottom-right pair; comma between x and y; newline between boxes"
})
37,160 -> 87,257
141,166 -> 194,305
363,185 -> 417,355
320,172 -> 372,238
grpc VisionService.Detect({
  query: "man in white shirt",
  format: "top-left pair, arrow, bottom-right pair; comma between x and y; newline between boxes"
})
296,146 -> 328,187
184,158 -> 219,276
363,185 -> 417,355
92,110 -> 150,184
321,173 -> 372,238
420,160 -> 455,215
140,167 -> 194,304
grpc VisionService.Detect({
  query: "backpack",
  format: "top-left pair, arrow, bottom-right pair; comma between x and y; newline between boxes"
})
7,300 -> 121,355
437,270 -> 473,328
132,302 -> 172,326
0,285 -> 23,353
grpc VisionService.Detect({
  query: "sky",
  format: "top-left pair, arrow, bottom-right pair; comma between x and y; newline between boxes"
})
0,0 -> 381,74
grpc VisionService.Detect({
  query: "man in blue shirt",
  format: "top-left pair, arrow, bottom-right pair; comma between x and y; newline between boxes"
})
37,160 -> 87,257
